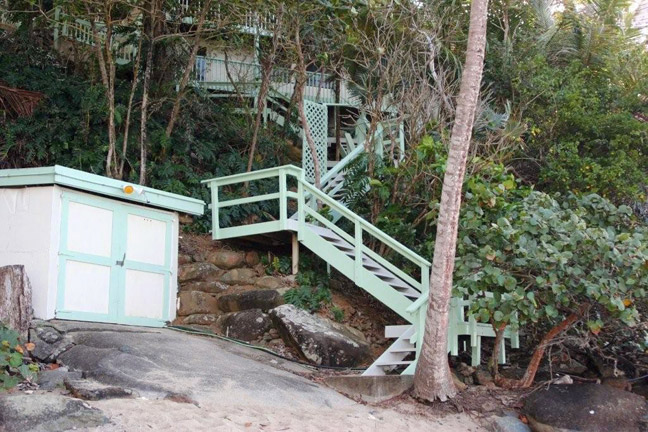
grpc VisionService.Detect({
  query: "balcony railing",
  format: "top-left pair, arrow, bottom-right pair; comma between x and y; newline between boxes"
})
193,56 -> 358,105
175,1 -> 275,35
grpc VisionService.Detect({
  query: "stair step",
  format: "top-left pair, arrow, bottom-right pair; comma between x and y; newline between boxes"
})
375,360 -> 413,366
388,347 -> 416,353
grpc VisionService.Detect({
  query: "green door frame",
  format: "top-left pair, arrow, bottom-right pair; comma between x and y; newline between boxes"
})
56,191 -> 173,327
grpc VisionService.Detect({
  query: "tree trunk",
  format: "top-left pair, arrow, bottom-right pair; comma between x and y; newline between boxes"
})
413,0 -> 489,402
118,37 -> 143,179
295,28 -> 321,189
490,323 -> 507,377
139,21 -> 155,185
165,0 -> 211,138
496,305 -> 587,389
0,265 -> 32,340
246,65 -> 272,172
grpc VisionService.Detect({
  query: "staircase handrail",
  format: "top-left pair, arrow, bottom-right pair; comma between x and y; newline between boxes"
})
320,144 -> 364,189
202,165 -> 431,270
301,181 -> 431,269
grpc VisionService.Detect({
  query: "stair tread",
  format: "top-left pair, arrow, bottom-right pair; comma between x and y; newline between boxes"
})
375,360 -> 413,366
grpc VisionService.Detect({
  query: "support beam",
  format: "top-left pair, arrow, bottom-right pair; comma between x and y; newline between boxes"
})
291,233 -> 299,275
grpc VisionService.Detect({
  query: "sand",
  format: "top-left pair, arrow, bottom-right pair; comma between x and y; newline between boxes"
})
90,396 -> 486,432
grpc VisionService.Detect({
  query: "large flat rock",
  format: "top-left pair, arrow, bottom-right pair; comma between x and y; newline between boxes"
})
0,393 -> 108,432
270,304 -> 371,367
523,383 -> 647,432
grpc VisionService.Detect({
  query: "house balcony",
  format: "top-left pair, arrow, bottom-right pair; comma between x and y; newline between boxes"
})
175,1 -> 275,36
192,56 -> 359,106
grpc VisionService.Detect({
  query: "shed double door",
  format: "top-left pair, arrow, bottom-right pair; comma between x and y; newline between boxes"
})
56,191 -> 173,326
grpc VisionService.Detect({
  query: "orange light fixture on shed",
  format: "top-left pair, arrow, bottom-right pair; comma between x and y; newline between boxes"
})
122,185 -> 135,195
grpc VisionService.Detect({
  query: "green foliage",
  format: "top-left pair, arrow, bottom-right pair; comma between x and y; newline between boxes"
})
283,255 -> 331,312
0,31 -> 296,232
484,2 -> 648,204
331,306 -> 345,323
345,134 -> 648,343
0,324 -> 37,390
261,254 -> 292,276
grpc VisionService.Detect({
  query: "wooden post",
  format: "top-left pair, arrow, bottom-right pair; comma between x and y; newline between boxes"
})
291,233 -> 299,275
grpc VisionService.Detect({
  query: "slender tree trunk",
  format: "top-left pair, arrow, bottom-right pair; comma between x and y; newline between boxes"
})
91,15 -> 117,178
413,0 -> 489,402
496,305 -> 587,389
490,323 -> 507,377
165,0 -> 211,138
139,14 -> 155,186
247,65 -> 272,172
118,37 -> 143,179
295,29 -> 321,189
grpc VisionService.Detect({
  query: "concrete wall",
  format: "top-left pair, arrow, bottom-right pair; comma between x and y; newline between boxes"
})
0,186 -> 61,320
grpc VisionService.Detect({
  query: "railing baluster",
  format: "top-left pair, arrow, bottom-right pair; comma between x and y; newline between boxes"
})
354,221 -> 362,281
211,183 -> 219,240
297,177 -> 305,241
279,169 -> 287,230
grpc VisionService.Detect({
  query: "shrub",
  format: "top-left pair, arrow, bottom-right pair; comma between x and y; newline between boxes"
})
0,323 -> 38,390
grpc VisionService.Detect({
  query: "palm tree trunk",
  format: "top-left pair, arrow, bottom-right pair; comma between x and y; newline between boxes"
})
413,0 -> 489,402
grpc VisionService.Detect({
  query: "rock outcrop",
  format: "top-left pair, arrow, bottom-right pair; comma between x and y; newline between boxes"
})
523,383 -> 648,432
270,304 -> 371,367
0,265 -> 33,338
174,241 -> 293,347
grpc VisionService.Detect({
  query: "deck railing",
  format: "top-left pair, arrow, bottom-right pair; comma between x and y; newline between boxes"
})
202,165 -> 430,293
175,1 -> 275,35
193,56 -> 358,105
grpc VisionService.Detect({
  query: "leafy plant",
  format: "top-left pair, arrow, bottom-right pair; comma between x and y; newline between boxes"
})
0,323 -> 37,390
283,256 -> 332,312
331,306 -> 345,322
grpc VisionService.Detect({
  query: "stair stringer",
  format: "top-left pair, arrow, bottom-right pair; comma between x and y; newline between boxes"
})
299,225 -> 416,323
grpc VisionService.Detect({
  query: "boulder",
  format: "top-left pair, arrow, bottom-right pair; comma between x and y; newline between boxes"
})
29,325 -> 74,363
219,268 -> 258,285
0,265 -> 33,338
245,251 -> 260,266
38,367 -> 84,391
180,314 -> 221,327
269,304 -> 371,367
218,290 -> 283,312
221,309 -> 272,341
488,415 -> 531,432
255,275 -> 283,290
207,249 -> 245,269
64,378 -> 135,400
178,253 -> 192,266
523,384 -> 648,432
178,262 -> 220,283
180,280 -> 229,293
0,393 -> 108,432
177,291 -> 219,316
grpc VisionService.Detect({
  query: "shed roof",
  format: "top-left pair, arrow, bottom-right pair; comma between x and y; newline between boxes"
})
0,165 -> 205,216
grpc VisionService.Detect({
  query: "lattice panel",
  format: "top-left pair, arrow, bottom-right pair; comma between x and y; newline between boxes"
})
302,100 -> 328,183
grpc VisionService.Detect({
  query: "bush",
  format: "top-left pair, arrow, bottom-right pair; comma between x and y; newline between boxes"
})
0,323 -> 38,390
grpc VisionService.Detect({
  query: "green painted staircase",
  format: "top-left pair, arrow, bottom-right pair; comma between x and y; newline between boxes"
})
203,165 -> 429,375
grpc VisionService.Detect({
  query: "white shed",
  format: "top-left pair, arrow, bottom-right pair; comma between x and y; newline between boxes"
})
0,166 -> 204,327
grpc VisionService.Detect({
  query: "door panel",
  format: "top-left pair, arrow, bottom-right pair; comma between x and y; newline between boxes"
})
66,201 -> 113,257
124,269 -> 165,320
125,214 -> 167,266
63,260 -> 111,314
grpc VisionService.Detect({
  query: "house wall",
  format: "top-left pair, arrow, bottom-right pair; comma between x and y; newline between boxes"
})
0,186 -> 61,320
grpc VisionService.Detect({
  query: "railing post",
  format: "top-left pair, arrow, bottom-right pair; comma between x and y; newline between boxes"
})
354,221 -> 362,281
420,263 -> 430,295
297,179 -> 305,241
279,169 -> 287,230
210,182 -> 219,240
53,7 -> 61,49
